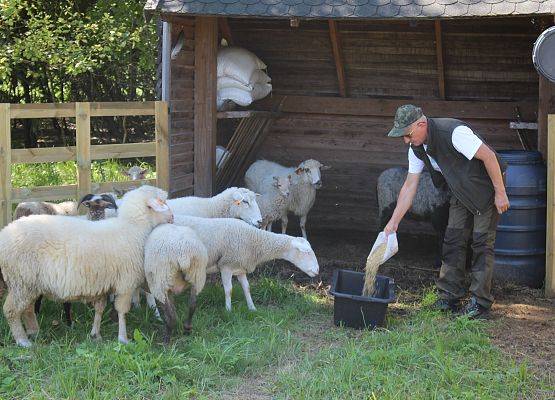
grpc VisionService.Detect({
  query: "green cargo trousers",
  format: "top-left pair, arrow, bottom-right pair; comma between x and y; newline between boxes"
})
436,196 -> 499,309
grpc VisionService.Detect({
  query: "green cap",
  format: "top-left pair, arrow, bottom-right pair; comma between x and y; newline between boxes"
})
387,104 -> 423,137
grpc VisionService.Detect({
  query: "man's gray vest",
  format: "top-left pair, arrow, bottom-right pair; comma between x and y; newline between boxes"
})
413,118 -> 506,216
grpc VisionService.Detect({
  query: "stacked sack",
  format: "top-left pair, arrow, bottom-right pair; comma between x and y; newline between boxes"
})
217,47 -> 272,110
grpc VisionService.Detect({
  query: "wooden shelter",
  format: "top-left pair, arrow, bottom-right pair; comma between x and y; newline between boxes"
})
144,0 -> 555,295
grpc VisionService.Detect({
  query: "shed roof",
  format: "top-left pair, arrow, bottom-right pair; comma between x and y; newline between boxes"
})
144,0 -> 554,19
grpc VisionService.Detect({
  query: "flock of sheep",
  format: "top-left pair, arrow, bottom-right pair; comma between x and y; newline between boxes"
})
0,160 -> 326,347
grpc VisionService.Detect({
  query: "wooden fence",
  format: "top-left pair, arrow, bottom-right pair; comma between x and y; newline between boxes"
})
546,114 -> 555,297
0,101 -> 169,228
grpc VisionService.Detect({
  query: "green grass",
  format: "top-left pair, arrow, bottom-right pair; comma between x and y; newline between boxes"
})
0,279 -> 549,400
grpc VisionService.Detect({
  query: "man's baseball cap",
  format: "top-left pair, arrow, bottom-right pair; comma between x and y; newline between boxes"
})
387,104 -> 423,137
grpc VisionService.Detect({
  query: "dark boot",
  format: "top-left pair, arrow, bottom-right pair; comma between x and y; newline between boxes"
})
432,298 -> 459,312
459,297 -> 489,319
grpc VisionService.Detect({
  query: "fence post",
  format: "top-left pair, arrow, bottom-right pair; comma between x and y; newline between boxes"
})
155,101 -> 170,192
75,102 -> 91,201
547,114 -> 555,298
0,104 -> 11,228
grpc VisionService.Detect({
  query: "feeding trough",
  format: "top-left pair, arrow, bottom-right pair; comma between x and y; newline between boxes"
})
330,269 -> 395,329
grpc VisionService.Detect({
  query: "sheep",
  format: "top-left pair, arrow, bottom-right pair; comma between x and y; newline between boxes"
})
79,193 -> 119,221
123,165 -> 148,181
377,167 -> 450,267
167,187 -> 263,227
256,174 -> 292,231
0,185 -> 173,347
245,159 -> 330,239
173,215 -> 319,314
144,224 -> 208,342
13,200 -> 79,220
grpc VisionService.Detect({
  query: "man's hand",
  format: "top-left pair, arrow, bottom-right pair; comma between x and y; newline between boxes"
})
384,219 -> 398,236
495,190 -> 510,214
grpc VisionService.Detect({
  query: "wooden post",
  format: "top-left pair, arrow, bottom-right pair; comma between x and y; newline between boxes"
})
194,16 -> 218,197
0,104 -> 11,227
546,114 -> 555,297
538,76 -> 555,159
155,101 -> 170,192
328,20 -> 347,97
75,102 -> 91,201
434,20 -> 446,100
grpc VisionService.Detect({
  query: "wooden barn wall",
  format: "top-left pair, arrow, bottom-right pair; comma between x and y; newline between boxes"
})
225,17 -> 542,235
167,17 -> 195,198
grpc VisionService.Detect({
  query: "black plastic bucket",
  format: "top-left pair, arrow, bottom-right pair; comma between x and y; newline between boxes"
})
329,269 -> 395,329
494,150 -> 546,288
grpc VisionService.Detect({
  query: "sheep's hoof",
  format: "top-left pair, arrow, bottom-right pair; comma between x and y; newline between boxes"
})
248,305 -> 257,312
16,338 -> 32,348
26,330 -> 39,339
118,336 -> 129,345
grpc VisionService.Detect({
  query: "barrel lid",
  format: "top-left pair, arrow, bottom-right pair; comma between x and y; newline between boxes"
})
533,26 -> 555,83
497,150 -> 543,165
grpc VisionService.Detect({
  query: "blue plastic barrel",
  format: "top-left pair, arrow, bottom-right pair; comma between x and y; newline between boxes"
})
494,150 -> 546,288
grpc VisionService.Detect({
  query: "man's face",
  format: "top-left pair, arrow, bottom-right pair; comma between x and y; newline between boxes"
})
402,119 -> 427,146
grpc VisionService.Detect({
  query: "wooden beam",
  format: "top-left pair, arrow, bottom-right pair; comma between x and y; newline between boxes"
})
155,101 -> 170,192
10,103 -> 75,119
194,16 -> 218,197
434,20 -> 446,100
328,20 -> 347,97
546,114 -> 555,298
11,185 -> 77,203
0,104 -> 11,227
218,18 -> 234,46
538,75 -> 555,159
75,102 -> 91,201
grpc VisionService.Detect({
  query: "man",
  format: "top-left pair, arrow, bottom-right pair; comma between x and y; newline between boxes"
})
384,104 -> 509,318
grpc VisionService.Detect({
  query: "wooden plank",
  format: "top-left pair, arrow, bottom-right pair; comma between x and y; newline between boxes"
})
0,104 -> 11,227
89,101 -> 155,117
435,20 -> 446,100
75,102 -> 92,201
11,185 -> 77,203
155,101 -> 170,192
218,18 -> 234,46
216,110 -> 278,119
546,114 -> 555,298
92,142 -> 156,160
12,147 -> 77,164
91,179 -> 157,194
10,103 -> 75,119
257,95 -> 537,120
537,76 -> 555,160
328,20 -> 347,97
194,16 -> 218,197
509,122 -> 538,130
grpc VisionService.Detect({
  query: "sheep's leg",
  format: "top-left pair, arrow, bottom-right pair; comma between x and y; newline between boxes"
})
281,215 -> 288,234
237,273 -> 256,311
22,304 -> 39,338
3,291 -> 32,347
220,268 -> 234,311
156,295 -> 177,344
145,291 -> 162,321
63,302 -> 73,327
90,297 -> 106,340
183,289 -> 197,335
131,289 -> 141,309
266,222 -> 272,232
114,293 -> 132,344
299,215 -> 308,239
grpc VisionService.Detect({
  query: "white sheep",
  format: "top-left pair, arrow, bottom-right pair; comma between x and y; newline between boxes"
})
123,165 -> 148,181
13,200 -> 79,220
167,187 -> 262,227
0,185 -> 173,347
256,174 -> 292,231
144,224 -> 208,342
173,215 -> 319,312
245,159 -> 330,239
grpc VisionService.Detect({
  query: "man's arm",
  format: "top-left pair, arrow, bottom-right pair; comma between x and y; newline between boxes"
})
384,172 -> 420,235
474,144 -> 509,214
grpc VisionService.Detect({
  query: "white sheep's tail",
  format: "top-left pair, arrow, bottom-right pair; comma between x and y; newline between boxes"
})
180,246 -> 208,295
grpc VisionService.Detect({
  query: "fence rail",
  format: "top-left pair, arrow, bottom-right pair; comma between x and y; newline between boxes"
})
0,101 -> 169,228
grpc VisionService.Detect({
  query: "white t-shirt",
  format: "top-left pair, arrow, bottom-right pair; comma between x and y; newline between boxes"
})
407,125 -> 483,174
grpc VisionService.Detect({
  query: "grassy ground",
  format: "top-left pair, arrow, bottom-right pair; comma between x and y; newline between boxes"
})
0,277 -> 551,400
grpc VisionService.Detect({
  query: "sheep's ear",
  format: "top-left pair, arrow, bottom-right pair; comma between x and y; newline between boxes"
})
232,191 -> 243,202
79,194 -> 94,208
292,237 -> 311,253
147,198 -> 169,212
295,167 -> 303,175
320,165 -> 331,171
101,194 -> 118,209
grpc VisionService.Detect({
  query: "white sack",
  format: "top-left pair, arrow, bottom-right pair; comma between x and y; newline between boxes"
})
251,83 -> 272,101
217,47 -> 266,85
217,87 -> 253,107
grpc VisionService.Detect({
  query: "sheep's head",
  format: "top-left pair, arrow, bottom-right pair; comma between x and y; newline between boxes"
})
294,159 -> 330,189
283,237 -> 319,277
272,175 -> 292,197
124,165 -> 148,181
79,193 -> 118,221
227,187 -> 263,228
119,185 -> 173,226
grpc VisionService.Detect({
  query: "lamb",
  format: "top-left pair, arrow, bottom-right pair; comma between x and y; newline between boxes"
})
377,167 -> 450,267
13,200 -> 79,220
245,159 -> 330,239
144,224 -> 208,342
167,187 -> 263,227
173,215 -> 319,314
79,193 -> 119,221
256,174 -> 292,231
0,185 -> 173,347
123,165 -> 148,181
